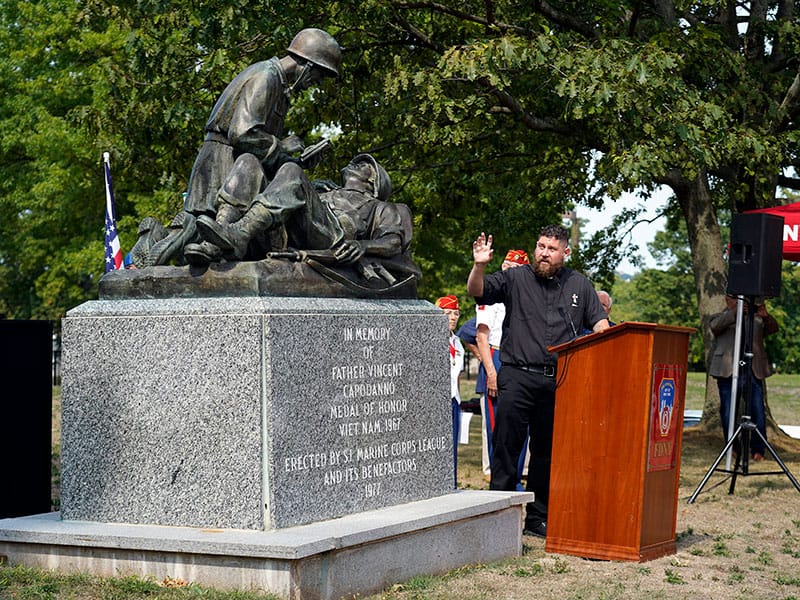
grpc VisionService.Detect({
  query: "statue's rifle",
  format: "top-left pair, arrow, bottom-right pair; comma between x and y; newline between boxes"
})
267,249 -> 397,286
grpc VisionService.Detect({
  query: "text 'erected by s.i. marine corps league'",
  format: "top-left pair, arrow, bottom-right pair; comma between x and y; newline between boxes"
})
282,324 -> 448,500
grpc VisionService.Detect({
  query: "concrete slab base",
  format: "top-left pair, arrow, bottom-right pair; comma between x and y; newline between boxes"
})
0,490 -> 531,600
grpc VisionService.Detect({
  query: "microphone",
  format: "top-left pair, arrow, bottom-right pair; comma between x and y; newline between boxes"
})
559,306 -> 578,340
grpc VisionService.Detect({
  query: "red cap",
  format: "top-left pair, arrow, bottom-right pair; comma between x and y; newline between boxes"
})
435,294 -> 460,310
504,249 -> 529,265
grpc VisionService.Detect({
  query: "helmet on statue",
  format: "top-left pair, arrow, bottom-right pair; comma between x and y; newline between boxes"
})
287,29 -> 341,77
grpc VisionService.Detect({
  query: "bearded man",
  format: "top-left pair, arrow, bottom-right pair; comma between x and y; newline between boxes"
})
467,224 -> 609,539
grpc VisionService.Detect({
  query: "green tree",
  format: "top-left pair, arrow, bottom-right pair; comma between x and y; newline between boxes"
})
611,212 -> 704,368
333,1 -> 800,432
365,0 -> 800,346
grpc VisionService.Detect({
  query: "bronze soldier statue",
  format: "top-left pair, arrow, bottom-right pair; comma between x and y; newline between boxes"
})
187,152 -> 419,286
133,28 -> 342,267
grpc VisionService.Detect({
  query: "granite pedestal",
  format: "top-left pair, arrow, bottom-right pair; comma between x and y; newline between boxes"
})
0,491 -> 531,599
60,297 -> 454,529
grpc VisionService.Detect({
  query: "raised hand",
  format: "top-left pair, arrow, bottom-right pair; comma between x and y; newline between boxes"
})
472,232 -> 494,265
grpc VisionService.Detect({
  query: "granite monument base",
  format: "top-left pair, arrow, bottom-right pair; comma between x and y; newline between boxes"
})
0,491 -> 532,599
60,297 -> 454,530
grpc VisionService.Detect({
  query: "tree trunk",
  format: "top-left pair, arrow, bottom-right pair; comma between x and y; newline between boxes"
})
670,171 -> 727,432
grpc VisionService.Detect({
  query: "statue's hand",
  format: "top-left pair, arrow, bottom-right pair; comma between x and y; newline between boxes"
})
312,179 -> 339,193
280,135 -> 305,155
333,240 -> 365,264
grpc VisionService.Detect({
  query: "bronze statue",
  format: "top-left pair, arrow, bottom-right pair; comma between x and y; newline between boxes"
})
188,152 -> 419,287
118,28 -> 421,298
134,28 -> 342,267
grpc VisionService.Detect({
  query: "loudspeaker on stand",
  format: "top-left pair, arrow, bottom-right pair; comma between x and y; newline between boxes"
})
727,213 -> 783,298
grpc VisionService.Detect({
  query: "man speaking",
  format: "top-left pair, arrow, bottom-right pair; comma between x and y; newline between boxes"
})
467,224 -> 609,538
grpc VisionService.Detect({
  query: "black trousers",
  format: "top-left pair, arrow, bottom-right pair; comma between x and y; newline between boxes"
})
489,365 -> 556,526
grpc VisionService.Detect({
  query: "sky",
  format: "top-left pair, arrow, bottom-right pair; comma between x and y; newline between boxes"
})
576,188 -> 670,274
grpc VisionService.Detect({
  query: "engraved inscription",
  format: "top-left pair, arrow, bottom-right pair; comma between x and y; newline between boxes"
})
279,320 -> 448,505
325,324 -> 442,499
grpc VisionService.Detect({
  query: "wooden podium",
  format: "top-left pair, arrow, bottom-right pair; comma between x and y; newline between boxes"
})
545,322 -> 694,562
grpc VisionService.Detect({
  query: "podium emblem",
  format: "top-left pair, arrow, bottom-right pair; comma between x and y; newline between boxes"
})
658,379 -> 675,436
648,365 -> 682,471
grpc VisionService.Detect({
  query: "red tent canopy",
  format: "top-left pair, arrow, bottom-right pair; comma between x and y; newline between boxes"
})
747,202 -> 800,261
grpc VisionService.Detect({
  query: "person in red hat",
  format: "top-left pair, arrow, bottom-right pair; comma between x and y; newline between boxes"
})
502,249 -> 529,267
436,294 -> 464,488
475,249 -> 530,485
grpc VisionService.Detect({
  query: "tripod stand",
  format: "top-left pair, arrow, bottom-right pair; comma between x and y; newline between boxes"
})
688,295 -> 800,503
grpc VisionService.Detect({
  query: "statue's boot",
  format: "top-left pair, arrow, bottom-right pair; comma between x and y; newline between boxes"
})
214,202 -> 241,226
184,241 -> 223,266
196,203 -> 274,260
182,203 -> 241,265
129,217 -> 168,269
147,211 -> 197,266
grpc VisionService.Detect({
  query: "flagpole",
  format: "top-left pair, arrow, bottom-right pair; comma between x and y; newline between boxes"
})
103,152 -> 123,272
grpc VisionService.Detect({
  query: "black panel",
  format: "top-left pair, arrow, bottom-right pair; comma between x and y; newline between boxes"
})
0,320 -> 52,517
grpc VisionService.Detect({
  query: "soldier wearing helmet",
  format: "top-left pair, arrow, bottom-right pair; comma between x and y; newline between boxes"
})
187,152 -> 417,283
344,154 -> 392,202
139,29 -> 342,267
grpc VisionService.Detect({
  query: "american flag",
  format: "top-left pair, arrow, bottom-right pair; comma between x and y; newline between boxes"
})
103,152 -> 123,272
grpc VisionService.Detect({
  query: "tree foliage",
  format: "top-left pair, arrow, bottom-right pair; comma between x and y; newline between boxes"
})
612,213 -> 706,369
0,0 -> 107,320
